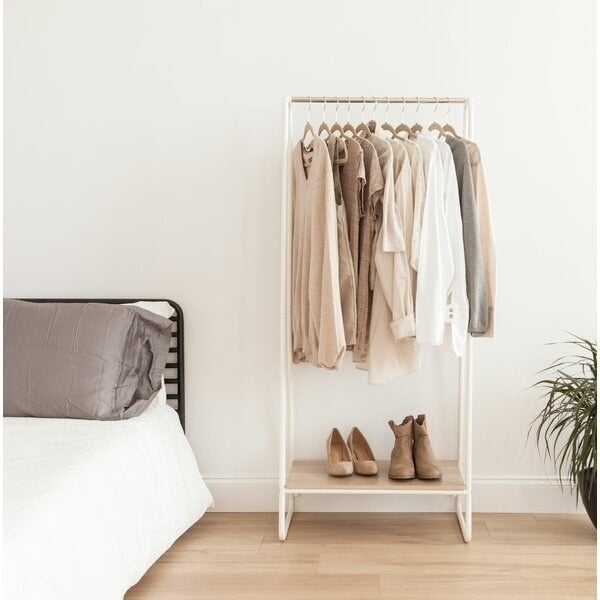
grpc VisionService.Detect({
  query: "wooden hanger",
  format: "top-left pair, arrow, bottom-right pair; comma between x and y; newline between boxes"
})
381,96 -> 399,138
328,97 -> 348,163
342,97 -> 357,137
410,96 -> 423,135
329,97 -> 344,135
301,98 -> 316,168
317,98 -> 331,138
441,97 -> 459,137
366,97 -> 378,134
394,97 -> 412,138
355,97 -> 371,137
428,98 -> 444,138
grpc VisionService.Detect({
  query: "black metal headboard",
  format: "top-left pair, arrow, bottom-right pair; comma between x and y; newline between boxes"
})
21,299 -> 185,430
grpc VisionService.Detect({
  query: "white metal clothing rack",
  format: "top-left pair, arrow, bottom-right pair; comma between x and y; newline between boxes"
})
279,96 -> 475,543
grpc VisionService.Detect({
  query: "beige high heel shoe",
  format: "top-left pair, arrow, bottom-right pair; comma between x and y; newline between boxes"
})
326,428 -> 353,477
388,417 -> 416,480
413,414 -> 442,480
347,427 -> 378,476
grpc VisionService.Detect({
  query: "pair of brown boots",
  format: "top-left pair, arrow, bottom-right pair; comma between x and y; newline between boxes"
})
388,415 -> 442,480
326,415 -> 442,481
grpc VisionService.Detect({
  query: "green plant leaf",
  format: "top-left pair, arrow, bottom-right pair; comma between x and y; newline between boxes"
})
530,335 -> 597,491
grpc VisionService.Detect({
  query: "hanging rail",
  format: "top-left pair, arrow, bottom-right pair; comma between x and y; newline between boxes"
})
290,96 -> 468,104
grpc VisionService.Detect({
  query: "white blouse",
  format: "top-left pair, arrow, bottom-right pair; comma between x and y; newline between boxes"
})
414,133 -> 453,347
435,137 -> 469,356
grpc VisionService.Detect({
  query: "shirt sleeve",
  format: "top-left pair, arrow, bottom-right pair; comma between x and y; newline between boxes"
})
455,144 -> 488,334
443,150 -> 469,356
410,149 -> 426,272
469,148 -> 496,338
389,154 -> 416,340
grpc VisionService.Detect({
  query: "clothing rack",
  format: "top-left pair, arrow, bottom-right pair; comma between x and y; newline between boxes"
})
279,96 -> 474,542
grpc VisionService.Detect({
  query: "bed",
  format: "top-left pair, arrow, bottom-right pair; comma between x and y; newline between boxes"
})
3,299 -> 214,600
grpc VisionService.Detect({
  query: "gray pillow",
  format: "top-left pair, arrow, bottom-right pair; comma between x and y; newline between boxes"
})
3,300 -> 173,420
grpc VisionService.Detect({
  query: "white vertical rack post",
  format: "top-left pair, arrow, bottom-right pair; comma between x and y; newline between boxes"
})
279,96 -> 474,542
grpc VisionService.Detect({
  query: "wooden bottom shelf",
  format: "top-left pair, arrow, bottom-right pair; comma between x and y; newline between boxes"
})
285,460 -> 465,494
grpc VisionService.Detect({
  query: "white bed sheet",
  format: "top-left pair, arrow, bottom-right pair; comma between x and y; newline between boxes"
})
4,404 -> 214,600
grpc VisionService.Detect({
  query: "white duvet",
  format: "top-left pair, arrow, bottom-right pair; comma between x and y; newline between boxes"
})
3,405 -> 214,600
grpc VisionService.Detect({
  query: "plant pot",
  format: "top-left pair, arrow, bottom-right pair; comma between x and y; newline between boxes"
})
577,468 -> 597,528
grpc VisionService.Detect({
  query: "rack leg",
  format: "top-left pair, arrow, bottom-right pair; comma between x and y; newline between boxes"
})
278,491 -> 286,541
455,494 -> 472,542
278,492 -> 294,541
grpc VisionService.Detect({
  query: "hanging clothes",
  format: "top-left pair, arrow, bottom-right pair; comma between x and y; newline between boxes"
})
413,134 -> 453,347
434,134 -> 469,357
353,136 -> 384,364
291,137 -> 346,369
289,98 -> 495,384
400,137 -> 426,280
327,136 -> 357,346
339,136 -> 366,290
445,135 -> 488,335
387,137 -> 417,339
363,132 -> 418,384
463,139 -> 496,337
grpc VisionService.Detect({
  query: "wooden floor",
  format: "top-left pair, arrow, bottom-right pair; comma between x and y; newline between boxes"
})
126,513 -> 597,600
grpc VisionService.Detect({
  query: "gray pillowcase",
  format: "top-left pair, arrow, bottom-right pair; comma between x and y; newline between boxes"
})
3,300 -> 173,420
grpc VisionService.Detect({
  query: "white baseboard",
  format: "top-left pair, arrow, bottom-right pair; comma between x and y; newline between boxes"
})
204,475 -> 584,513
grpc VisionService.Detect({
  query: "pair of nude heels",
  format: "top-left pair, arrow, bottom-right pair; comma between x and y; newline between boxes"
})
326,415 -> 443,480
326,427 -> 378,476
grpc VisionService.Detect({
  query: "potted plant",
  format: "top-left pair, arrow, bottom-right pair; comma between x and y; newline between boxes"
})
530,335 -> 597,527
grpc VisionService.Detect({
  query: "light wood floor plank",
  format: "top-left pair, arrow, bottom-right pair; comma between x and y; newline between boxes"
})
379,576 -> 597,599
126,572 -> 380,599
125,512 -> 596,600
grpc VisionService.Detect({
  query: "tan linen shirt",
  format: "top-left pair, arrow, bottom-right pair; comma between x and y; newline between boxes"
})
291,137 -> 346,369
464,139 -> 496,337
327,136 -> 357,346
353,136 -> 384,363
339,136 -> 366,287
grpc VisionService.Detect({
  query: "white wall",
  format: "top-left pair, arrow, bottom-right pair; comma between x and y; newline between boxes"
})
4,0 -> 596,512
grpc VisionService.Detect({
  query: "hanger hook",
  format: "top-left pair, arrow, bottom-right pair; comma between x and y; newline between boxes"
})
335,96 -> 339,121
307,96 -> 312,122
322,97 -> 327,121
385,96 -> 390,121
433,97 -> 439,117
347,96 -> 351,122
446,97 -> 451,120
401,96 -> 406,120
416,96 -> 420,117
372,96 -> 377,116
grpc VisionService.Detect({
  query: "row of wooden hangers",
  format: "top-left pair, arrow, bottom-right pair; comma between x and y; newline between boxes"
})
301,96 -> 459,167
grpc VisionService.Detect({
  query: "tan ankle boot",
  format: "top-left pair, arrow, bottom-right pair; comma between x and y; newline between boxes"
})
388,417 -> 415,480
347,427 -> 378,476
413,414 -> 442,480
326,428 -> 353,477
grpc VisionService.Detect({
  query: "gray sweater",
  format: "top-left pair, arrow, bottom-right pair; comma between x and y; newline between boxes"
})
445,135 -> 488,334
